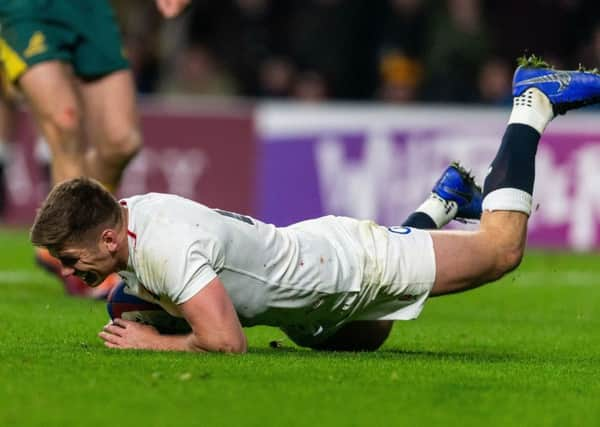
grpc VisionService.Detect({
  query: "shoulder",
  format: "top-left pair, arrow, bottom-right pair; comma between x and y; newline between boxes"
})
121,192 -> 185,208
124,193 -> 212,224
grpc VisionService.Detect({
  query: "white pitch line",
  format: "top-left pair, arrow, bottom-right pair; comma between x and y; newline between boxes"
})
0,270 -> 51,284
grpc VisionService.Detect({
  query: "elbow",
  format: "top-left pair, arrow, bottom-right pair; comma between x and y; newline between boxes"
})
213,339 -> 246,354
222,335 -> 248,354
188,333 -> 247,354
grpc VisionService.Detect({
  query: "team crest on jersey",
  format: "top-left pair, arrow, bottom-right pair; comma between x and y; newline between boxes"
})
388,226 -> 412,234
24,31 -> 48,58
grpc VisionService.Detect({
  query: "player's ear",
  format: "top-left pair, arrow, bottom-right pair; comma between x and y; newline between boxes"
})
100,228 -> 119,252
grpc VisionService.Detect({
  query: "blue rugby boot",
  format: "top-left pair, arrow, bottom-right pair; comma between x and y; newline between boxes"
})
432,162 -> 482,222
513,55 -> 600,116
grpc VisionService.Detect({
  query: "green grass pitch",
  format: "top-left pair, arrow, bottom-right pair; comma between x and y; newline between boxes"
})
0,229 -> 599,427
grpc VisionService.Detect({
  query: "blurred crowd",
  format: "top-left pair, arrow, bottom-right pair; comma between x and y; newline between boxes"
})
114,0 -> 600,104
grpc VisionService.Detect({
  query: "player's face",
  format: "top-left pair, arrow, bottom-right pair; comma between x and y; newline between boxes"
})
53,243 -> 116,287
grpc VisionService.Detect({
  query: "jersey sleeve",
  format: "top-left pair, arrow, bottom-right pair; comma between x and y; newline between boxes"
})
164,241 -> 218,305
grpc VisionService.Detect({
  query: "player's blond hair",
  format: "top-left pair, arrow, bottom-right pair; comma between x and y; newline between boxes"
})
30,177 -> 122,252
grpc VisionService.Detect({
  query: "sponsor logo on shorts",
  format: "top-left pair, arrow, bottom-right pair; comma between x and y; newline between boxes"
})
24,31 -> 47,58
388,226 -> 411,234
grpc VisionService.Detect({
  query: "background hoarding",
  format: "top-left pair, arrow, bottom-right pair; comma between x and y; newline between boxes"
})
5,102 -> 600,250
3,102 -> 256,224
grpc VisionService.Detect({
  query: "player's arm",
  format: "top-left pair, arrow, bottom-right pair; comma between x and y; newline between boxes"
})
99,277 -> 248,353
179,276 -> 248,353
155,0 -> 191,18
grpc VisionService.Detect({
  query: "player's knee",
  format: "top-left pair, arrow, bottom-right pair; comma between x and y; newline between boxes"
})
43,105 -> 83,141
119,128 -> 142,162
100,128 -> 142,167
310,321 -> 393,352
492,244 -> 524,280
504,245 -> 525,272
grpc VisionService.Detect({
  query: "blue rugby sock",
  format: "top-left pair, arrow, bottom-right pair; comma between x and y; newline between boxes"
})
483,123 -> 539,196
482,88 -> 553,215
402,212 -> 437,229
482,124 -> 540,214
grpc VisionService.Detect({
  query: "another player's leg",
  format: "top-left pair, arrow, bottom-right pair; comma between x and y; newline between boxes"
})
79,69 -> 141,193
19,61 -> 88,183
430,56 -> 600,296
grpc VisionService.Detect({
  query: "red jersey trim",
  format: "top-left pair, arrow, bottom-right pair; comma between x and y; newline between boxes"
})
120,200 -> 136,246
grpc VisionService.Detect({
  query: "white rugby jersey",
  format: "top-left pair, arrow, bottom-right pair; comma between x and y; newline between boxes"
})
119,193 -> 433,341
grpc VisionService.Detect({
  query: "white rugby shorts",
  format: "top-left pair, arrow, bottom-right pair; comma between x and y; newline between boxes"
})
281,219 -> 437,347
347,221 -> 437,322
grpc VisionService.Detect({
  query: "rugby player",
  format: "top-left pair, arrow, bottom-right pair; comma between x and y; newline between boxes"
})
30,59 -> 600,352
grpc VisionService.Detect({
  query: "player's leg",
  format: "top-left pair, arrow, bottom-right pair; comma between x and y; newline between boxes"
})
403,162 -> 482,229
19,61 -> 87,183
71,0 -> 141,193
311,165 -> 482,351
310,321 -> 394,352
430,57 -> 600,296
78,69 -> 141,193
310,164 -> 484,351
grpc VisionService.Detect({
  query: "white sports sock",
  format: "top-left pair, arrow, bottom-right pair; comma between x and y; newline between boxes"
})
507,88 -> 554,134
482,188 -> 532,215
416,193 -> 458,228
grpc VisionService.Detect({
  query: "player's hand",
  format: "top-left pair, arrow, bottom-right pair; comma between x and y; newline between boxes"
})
99,318 -> 160,350
155,0 -> 191,18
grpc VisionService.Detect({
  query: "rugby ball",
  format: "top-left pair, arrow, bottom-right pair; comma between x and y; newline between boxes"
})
107,281 -> 191,335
